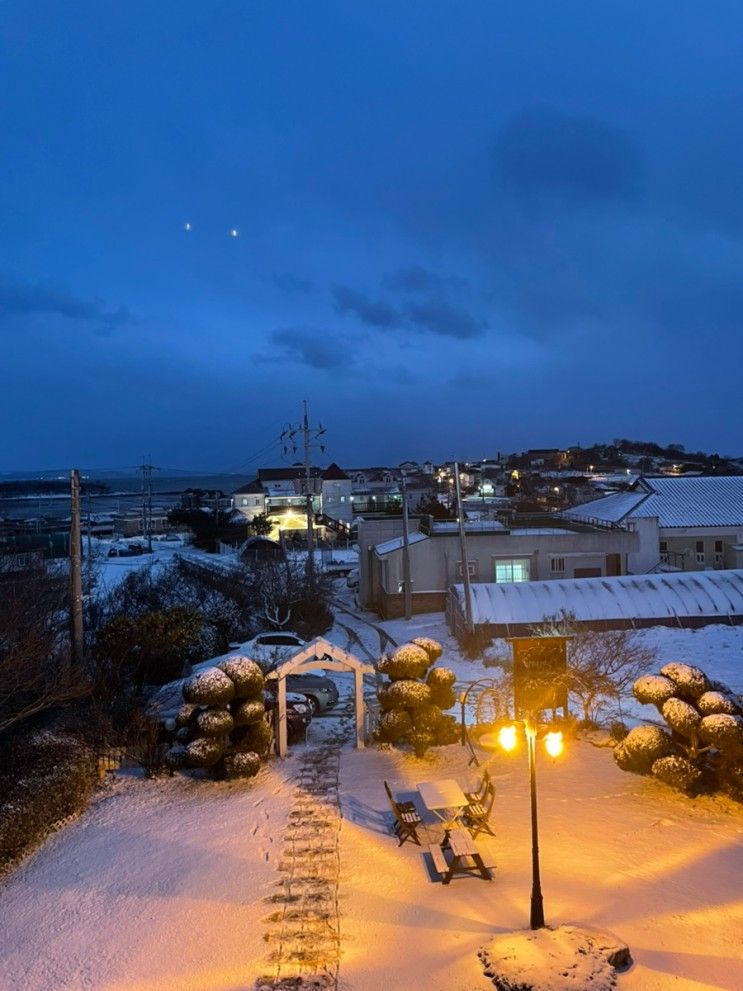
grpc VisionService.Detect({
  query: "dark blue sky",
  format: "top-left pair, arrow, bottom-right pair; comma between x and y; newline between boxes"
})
3,1 -> 743,471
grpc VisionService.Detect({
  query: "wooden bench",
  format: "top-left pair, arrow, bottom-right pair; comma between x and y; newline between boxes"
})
428,827 -> 492,884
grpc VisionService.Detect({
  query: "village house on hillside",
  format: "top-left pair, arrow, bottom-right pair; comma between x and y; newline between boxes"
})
232,463 -> 352,538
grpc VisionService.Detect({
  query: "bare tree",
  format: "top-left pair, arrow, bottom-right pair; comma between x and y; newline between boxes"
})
0,555 -> 88,735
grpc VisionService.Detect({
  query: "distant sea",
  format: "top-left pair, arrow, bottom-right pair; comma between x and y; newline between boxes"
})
0,473 -> 247,521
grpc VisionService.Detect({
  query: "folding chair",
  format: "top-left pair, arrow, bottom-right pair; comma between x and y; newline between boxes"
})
463,781 -> 496,839
384,780 -> 417,815
465,768 -> 491,805
384,782 -> 422,846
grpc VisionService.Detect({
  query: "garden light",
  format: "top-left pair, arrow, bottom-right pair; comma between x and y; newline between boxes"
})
544,731 -> 564,759
498,724 -> 518,752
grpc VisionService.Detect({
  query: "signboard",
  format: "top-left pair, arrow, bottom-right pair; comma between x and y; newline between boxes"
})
509,636 -> 568,716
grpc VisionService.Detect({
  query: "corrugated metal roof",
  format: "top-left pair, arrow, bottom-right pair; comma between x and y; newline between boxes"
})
452,569 -> 743,627
565,476 -> 743,528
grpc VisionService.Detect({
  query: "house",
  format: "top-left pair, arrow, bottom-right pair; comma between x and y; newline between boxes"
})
232,463 -> 352,537
562,475 -> 743,573
359,514 -> 639,619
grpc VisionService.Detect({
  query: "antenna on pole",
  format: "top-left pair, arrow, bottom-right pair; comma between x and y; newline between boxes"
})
454,461 -> 474,636
283,401 -> 327,586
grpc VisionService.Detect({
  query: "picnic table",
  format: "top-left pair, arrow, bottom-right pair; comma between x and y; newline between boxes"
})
416,779 -> 469,830
428,827 -> 492,884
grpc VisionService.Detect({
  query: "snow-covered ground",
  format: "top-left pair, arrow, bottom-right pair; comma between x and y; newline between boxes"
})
1,590 -> 742,990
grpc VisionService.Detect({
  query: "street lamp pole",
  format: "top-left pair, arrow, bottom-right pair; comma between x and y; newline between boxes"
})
525,719 -> 545,930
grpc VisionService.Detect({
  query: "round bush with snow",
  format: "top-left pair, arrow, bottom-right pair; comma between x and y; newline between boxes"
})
386,679 -> 432,710
232,699 -> 266,727
697,691 -> 739,717
651,756 -> 703,794
633,675 -> 676,707
217,656 -> 264,699
235,719 -> 273,757
376,709 -> 413,744
661,698 -> 701,737
698,714 -> 743,758
411,636 -> 443,663
196,707 -> 235,738
378,644 -> 431,681
659,662 -> 709,700
613,725 -> 672,774
175,703 -> 198,728
183,667 -> 235,706
185,736 -> 225,768
224,751 -> 261,779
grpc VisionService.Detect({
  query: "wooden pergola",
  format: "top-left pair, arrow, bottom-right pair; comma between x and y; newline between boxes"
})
266,637 -> 375,756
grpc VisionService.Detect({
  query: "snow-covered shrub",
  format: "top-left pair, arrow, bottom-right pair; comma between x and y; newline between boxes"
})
185,737 -> 225,768
633,675 -> 677,707
661,698 -> 701,738
175,703 -> 197,728
224,751 -> 261,779
377,684 -> 395,713
412,703 -> 443,735
411,637 -> 443,663
196,708 -> 235,738
164,745 -> 188,771
217,656 -> 264,699
434,714 -> 460,746
183,667 -> 235,706
659,662 -> 709,700
386,679 -> 432,710
234,719 -> 273,757
651,756 -> 703,794
232,699 -> 266,727
426,667 -> 457,709
376,709 -> 413,744
378,644 -> 431,681
408,729 -> 435,758
698,714 -> 743,758
697,691 -> 739,716
613,725 -> 672,774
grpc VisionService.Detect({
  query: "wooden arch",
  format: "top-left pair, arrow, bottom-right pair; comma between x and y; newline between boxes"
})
266,637 -> 375,756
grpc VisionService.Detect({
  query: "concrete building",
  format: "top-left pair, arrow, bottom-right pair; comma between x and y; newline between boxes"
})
232,463 -> 353,536
563,475 -> 743,573
359,514 -> 638,619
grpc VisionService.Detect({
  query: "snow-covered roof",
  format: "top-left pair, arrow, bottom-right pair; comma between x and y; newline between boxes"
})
374,532 -> 428,556
451,569 -> 743,629
564,476 -> 743,528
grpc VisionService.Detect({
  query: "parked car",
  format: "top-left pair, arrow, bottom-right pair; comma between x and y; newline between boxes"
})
264,688 -> 313,743
245,631 -> 340,714
346,568 -> 359,589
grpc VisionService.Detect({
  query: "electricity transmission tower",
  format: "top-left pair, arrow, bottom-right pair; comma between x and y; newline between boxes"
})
281,401 -> 326,583
138,458 -> 158,553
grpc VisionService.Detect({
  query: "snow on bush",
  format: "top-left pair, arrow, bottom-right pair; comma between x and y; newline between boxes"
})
217,656 -> 264,699
633,674 -> 676,707
613,725 -> 672,774
185,737 -> 225,768
224,751 -> 261,779
232,699 -> 266,727
378,644 -> 431,681
426,666 -> 457,710
661,697 -> 701,737
697,691 -> 739,716
659,662 -> 709,700
165,745 -> 188,771
411,636 -> 443,663
698,714 -> 743,758
175,703 -> 197,728
376,709 -> 413,744
377,684 -> 395,713
234,720 -> 273,757
412,703 -> 443,735
651,756 -> 703,794
407,729 -> 435,758
183,667 -> 235,706
196,708 -> 235,738
386,679 -> 432,710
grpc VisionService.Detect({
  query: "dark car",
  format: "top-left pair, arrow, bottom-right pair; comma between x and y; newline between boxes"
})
264,688 -> 313,743
285,673 -> 340,715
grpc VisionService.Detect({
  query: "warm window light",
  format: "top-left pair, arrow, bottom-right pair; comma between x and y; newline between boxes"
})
544,731 -> 563,758
498,724 -> 518,751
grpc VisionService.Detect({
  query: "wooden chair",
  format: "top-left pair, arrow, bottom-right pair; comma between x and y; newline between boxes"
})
384,782 -> 422,846
463,781 -> 496,839
465,768 -> 491,805
384,780 -> 417,815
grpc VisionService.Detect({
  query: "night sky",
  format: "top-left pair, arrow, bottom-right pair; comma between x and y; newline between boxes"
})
3,2 -> 743,471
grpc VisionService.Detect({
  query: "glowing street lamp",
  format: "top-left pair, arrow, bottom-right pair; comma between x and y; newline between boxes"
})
482,718 -> 564,930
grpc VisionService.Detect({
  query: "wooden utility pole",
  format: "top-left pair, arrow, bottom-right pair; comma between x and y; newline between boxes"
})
70,468 -> 84,668
302,400 -> 316,583
400,473 -> 413,620
454,461 -> 474,635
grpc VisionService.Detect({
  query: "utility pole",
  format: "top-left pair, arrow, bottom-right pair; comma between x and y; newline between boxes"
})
400,473 -> 413,620
139,458 -> 158,553
86,490 -> 93,566
70,468 -> 84,669
454,461 -> 474,636
282,401 -> 326,585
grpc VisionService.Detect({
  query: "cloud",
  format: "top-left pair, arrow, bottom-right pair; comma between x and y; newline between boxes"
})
0,275 -> 134,331
332,285 -> 403,328
261,327 -> 353,370
493,107 -> 642,205
273,272 -> 312,294
384,265 -> 467,294
405,299 -> 486,339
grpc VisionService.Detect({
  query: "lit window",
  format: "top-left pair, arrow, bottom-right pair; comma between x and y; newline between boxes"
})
494,558 -> 530,583
241,498 -> 248,506
551,558 -> 565,573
